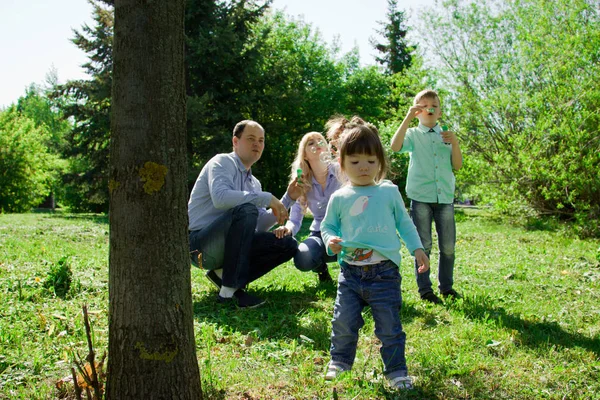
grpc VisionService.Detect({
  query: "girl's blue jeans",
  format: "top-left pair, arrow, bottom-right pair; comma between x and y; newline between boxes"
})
330,260 -> 408,380
410,200 -> 456,296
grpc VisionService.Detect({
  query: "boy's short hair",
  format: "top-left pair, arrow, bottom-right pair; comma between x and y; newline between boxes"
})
414,89 -> 440,106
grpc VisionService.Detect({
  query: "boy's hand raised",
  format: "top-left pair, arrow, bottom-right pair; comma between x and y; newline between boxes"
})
408,105 -> 425,118
414,248 -> 430,273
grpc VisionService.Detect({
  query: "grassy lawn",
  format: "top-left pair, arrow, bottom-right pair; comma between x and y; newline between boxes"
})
1,209 -> 599,399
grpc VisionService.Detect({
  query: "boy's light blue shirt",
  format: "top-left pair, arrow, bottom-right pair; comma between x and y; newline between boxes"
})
321,180 -> 423,267
399,123 -> 455,204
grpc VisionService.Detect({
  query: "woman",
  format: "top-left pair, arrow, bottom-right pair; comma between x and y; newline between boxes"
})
272,131 -> 342,282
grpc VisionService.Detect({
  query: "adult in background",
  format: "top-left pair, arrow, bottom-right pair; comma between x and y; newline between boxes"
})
188,120 -> 301,308
273,131 -> 341,282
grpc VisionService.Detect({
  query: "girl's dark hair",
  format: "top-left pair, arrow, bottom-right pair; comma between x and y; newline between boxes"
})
339,116 -> 388,182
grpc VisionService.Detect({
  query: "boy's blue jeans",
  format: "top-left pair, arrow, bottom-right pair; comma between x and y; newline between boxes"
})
330,260 -> 408,380
410,200 -> 456,296
189,203 -> 297,289
294,231 -> 337,272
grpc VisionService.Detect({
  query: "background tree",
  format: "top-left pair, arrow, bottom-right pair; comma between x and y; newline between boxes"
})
370,0 -> 414,75
418,0 -> 600,236
16,79 -> 71,208
0,107 -> 56,212
52,0 -> 114,212
107,0 -> 202,397
185,0 -> 269,181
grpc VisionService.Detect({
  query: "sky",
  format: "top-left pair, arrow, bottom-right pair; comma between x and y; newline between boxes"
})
0,0 -> 435,108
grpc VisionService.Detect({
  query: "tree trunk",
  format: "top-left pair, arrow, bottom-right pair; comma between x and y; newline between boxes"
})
107,0 -> 202,398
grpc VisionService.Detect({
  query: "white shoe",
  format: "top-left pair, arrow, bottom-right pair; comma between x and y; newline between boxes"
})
388,375 -> 414,390
325,363 -> 349,381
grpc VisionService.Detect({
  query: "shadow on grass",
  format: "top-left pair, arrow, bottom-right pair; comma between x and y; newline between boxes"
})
36,210 -> 109,224
193,282 -> 337,351
451,294 -> 600,356
193,281 -> 426,356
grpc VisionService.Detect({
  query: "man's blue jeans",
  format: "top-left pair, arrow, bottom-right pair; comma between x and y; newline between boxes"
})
330,260 -> 408,380
294,231 -> 337,272
189,203 -> 297,289
410,200 -> 456,296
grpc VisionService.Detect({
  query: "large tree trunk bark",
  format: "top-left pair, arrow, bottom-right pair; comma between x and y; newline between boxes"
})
107,0 -> 202,398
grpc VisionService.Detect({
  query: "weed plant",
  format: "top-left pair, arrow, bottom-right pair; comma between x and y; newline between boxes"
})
0,209 -> 599,399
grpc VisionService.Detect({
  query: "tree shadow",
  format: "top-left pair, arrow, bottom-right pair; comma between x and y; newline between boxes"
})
193,282 -> 337,351
40,211 -> 109,224
450,295 -> 600,356
193,281 -> 426,355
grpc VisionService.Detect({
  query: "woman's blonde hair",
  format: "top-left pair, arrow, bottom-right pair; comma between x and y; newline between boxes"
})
290,131 -> 328,209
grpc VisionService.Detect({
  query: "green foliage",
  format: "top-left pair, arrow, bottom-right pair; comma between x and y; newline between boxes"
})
186,5 -> 393,195
185,0 -> 270,179
0,108 -> 56,212
16,83 -> 71,207
43,256 -> 73,298
371,0 -> 415,75
418,0 -> 600,236
52,0 -> 113,212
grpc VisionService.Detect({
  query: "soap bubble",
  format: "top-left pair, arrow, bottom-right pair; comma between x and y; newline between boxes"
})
319,151 -> 333,164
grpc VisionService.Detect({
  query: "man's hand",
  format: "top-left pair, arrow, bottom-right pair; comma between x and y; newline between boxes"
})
414,248 -> 430,273
272,226 -> 292,239
269,195 -> 288,225
328,237 -> 343,254
287,177 -> 305,201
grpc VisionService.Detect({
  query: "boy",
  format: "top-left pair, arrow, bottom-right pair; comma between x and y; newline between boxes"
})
390,89 -> 463,304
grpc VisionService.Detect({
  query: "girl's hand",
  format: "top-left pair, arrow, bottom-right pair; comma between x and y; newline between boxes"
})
328,237 -> 343,254
414,249 -> 430,273
272,226 -> 292,239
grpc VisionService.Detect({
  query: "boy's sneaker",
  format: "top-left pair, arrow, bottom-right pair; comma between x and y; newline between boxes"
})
442,289 -> 462,300
205,270 -> 222,289
421,291 -> 443,304
388,375 -> 414,390
217,289 -> 265,308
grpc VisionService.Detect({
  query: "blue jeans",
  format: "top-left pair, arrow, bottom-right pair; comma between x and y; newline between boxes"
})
189,203 -> 297,289
294,231 -> 337,272
330,260 -> 408,379
410,200 -> 456,296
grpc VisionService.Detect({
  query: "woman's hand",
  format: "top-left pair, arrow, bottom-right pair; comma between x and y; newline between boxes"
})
272,226 -> 292,239
287,177 -> 305,201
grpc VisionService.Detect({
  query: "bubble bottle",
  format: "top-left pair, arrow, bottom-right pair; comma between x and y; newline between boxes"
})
441,125 -> 451,146
296,168 -> 303,184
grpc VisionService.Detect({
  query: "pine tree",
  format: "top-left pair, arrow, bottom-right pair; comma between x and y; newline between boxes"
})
52,0 -> 114,212
370,0 -> 414,75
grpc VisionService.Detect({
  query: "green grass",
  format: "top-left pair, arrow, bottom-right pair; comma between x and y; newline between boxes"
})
1,208 -> 599,399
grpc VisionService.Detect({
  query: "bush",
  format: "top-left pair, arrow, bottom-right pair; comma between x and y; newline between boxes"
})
44,256 -> 73,298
